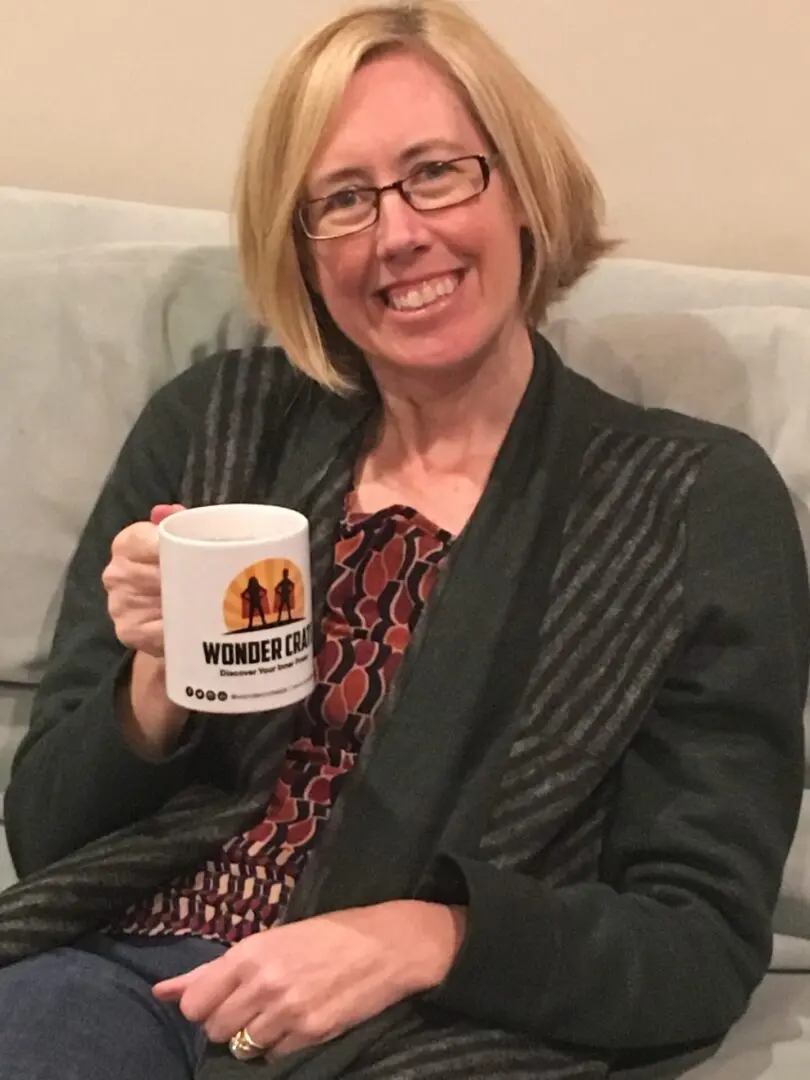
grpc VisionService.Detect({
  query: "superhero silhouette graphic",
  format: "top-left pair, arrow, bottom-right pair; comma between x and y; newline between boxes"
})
228,564 -> 303,634
240,575 -> 269,630
274,568 -> 295,624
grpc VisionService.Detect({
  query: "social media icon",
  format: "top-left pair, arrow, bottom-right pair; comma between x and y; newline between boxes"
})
185,686 -> 195,698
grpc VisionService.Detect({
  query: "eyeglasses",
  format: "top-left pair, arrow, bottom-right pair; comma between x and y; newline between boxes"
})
298,154 -> 495,241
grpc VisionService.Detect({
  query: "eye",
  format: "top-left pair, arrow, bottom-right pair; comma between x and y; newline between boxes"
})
412,160 -> 455,182
322,187 -> 363,212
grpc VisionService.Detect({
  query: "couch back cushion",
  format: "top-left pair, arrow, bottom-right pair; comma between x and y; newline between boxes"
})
0,244 -> 255,687
546,307 -> 810,557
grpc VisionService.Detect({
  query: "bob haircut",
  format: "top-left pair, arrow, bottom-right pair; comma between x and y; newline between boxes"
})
236,0 -> 615,392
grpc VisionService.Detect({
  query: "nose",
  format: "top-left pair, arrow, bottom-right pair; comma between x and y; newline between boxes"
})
374,188 -> 432,261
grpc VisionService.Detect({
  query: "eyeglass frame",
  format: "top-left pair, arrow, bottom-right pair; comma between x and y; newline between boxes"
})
297,153 -> 496,241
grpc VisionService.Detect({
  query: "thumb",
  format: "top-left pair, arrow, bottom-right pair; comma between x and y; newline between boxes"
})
150,503 -> 186,527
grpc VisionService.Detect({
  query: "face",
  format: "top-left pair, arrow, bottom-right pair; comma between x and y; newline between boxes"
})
303,50 -> 527,381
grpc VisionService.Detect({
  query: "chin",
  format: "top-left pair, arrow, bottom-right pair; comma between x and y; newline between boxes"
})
371,329 -> 497,379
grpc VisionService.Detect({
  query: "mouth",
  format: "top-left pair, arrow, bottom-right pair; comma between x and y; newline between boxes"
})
377,271 -> 465,314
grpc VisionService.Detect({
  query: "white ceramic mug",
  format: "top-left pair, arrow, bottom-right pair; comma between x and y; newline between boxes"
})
158,504 -> 314,713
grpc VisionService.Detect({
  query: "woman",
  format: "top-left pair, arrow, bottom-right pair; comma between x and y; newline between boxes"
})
0,1 -> 808,1078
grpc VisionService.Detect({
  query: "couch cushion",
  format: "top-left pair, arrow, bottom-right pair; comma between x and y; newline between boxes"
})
772,934 -> 810,972
777,795 -> 810,942
545,308 -> 810,549
0,828 -> 13,892
0,243 -> 256,684
0,683 -> 35,798
553,256 -> 810,321
0,186 -> 229,253
681,974 -> 810,1079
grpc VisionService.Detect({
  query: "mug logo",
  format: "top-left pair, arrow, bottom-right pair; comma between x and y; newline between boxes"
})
200,557 -> 312,674
223,558 -> 306,635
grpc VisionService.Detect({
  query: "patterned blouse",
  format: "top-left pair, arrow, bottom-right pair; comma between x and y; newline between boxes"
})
116,502 -> 453,942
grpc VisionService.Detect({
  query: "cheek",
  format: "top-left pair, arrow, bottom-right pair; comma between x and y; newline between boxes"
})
313,241 -> 372,307
442,203 -> 523,283
486,220 -> 526,296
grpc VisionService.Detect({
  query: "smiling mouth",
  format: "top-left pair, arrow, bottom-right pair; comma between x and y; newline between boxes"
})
379,272 -> 464,313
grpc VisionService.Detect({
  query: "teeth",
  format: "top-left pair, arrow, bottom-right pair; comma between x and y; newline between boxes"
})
388,274 -> 459,312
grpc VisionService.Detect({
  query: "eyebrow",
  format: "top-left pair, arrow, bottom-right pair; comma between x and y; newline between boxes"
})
312,139 -> 472,192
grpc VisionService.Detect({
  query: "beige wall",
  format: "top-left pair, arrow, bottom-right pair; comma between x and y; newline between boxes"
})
2,0 -> 808,274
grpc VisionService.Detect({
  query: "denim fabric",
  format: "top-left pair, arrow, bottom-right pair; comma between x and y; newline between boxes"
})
0,933 -> 227,1079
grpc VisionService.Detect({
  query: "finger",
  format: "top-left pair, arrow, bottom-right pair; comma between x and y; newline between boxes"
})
151,503 -> 186,526
246,997 -> 339,1059
104,566 -> 163,596
111,523 -> 160,564
201,986 -> 267,1045
111,617 -> 165,657
152,977 -> 187,1002
263,1018 -> 343,1059
152,957 -> 214,1002
106,593 -> 162,620
173,963 -> 242,1025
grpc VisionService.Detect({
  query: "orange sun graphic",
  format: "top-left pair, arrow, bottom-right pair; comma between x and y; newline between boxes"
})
223,558 -> 306,634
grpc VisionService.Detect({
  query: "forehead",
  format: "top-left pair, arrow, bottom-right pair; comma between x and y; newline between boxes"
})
308,50 -> 481,180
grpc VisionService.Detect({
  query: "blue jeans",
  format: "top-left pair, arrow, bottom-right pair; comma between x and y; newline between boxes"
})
0,932 -> 227,1079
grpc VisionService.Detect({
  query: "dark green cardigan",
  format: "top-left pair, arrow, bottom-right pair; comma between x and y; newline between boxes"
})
4,335 -> 809,1079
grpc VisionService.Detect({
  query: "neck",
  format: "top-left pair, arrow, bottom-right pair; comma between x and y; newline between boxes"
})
366,323 -> 535,478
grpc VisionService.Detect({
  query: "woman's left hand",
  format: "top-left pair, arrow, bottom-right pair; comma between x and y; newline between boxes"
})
153,900 -> 467,1057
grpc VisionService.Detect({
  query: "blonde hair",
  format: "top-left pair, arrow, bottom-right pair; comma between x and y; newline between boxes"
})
236,0 -> 615,392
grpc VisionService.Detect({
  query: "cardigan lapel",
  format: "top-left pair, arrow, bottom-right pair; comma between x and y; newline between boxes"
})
283,335 -> 594,919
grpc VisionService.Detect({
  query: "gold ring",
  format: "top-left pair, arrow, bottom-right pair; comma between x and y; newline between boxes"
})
229,1026 -> 266,1061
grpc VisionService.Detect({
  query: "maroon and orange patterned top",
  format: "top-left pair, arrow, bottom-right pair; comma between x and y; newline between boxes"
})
116,502 -> 453,942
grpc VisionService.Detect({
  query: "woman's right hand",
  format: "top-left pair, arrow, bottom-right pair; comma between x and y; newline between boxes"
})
102,503 -> 184,656
102,503 -> 189,758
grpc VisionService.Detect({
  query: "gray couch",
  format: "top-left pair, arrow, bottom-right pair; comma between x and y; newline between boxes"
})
1,185 -> 810,1077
